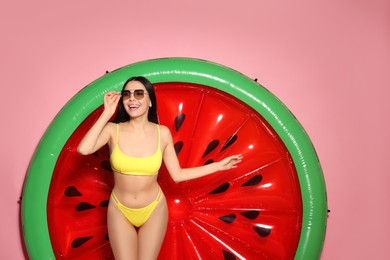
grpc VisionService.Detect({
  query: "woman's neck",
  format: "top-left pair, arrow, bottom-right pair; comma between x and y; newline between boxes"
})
125,117 -> 151,133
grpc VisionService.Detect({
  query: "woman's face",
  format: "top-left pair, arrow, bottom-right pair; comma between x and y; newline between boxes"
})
122,80 -> 152,118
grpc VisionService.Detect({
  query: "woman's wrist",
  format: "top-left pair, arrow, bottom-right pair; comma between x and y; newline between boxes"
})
211,161 -> 223,172
101,110 -> 113,120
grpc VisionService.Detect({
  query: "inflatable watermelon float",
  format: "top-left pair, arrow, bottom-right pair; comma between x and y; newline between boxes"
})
22,58 -> 327,259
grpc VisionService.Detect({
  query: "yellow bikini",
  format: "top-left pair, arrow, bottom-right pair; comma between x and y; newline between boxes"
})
110,124 -> 163,227
110,124 -> 162,176
111,189 -> 162,227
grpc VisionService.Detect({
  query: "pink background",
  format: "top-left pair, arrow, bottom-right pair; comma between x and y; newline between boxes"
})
1,0 -> 389,259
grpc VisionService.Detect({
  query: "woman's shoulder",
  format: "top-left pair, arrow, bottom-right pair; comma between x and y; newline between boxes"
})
157,124 -> 169,132
106,122 -> 117,128
157,124 -> 173,138
104,122 -> 118,133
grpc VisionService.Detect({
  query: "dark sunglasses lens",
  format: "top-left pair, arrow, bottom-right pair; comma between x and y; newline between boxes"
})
134,90 -> 145,100
122,90 -> 131,100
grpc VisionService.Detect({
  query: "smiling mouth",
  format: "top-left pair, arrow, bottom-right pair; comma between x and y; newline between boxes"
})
128,105 -> 139,110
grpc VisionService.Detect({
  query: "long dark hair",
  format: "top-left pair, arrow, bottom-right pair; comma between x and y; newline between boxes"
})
112,76 -> 159,124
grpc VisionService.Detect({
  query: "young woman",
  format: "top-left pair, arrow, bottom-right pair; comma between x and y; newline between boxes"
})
77,76 -> 242,259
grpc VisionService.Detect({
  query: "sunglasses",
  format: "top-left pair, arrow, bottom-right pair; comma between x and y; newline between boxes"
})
121,89 -> 148,100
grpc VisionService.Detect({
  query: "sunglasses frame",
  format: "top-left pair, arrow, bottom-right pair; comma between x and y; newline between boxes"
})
121,89 -> 148,101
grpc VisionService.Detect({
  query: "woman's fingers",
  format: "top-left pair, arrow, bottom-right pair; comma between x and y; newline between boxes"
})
103,92 -> 121,115
105,92 -> 120,103
105,92 -> 120,100
220,154 -> 243,169
229,154 -> 243,168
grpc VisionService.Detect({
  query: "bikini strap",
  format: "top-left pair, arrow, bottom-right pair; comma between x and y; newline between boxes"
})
156,188 -> 162,201
111,191 -> 119,204
157,124 -> 161,150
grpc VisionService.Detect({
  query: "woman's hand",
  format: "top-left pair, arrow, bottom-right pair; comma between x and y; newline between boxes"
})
217,154 -> 243,171
103,92 -> 121,117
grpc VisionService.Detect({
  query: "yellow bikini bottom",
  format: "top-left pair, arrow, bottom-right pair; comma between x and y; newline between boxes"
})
111,189 -> 162,227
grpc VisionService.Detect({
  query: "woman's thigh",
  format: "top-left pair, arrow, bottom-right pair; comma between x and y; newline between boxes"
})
137,195 -> 169,260
107,198 -> 138,260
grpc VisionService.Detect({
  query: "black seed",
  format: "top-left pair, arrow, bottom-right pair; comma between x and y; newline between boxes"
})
76,202 -> 96,211
72,236 -> 93,248
202,140 -> 219,158
220,135 -> 237,152
101,160 -> 112,172
219,214 -> 236,224
174,114 -> 185,132
242,175 -> 262,187
100,200 -> 109,207
174,141 -> 184,155
204,159 -> 214,165
65,186 -> 82,197
222,249 -> 236,260
240,210 -> 260,220
209,183 -> 230,194
253,225 -> 271,237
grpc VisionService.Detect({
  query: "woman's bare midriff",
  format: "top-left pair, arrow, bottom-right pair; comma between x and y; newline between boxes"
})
112,171 -> 161,208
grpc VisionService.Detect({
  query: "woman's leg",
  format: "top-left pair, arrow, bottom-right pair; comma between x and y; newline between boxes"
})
107,198 -> 138,260
137,196 -> 169,260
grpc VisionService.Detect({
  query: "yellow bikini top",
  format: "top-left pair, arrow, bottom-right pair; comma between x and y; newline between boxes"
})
110,124 -> 162,176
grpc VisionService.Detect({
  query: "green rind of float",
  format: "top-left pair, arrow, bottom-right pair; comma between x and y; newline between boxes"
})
22,57 -> 327,260
21,75 -> 123,259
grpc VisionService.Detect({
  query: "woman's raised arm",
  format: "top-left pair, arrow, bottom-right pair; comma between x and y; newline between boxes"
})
77,92 -> 121,155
